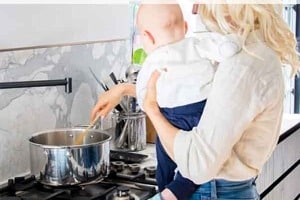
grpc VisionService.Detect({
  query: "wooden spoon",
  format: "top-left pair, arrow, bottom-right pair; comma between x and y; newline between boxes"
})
75,114 -> 101,145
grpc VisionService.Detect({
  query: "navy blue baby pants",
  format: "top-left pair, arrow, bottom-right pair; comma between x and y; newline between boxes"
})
156,100 -> 206,200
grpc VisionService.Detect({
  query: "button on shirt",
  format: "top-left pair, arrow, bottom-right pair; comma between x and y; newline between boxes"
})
174,31 -> 285,184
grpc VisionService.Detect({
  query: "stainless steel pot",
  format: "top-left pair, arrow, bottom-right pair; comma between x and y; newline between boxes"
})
29,128 -> 111,186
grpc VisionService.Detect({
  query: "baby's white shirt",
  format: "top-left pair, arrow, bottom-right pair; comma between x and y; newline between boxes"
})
136,33 -> 241,110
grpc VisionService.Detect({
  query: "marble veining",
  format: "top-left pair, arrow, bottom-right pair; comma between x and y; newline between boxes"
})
0,39 -> 130,183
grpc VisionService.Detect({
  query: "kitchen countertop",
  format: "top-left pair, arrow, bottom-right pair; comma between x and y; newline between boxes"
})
138,143 -> 157,168
138,113 -> 300,167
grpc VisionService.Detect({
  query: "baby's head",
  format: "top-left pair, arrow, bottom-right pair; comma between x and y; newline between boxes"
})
137,4 -> 187,54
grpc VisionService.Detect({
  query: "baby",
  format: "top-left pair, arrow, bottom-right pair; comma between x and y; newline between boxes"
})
136,4 -> 241,199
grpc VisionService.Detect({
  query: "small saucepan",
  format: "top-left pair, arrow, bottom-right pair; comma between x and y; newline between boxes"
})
29,128 -> 111,186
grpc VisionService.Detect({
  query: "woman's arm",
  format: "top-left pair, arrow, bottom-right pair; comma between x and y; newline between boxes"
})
144,57 -> 277,184
91,83 -> 136,121
143,70 -> 179,159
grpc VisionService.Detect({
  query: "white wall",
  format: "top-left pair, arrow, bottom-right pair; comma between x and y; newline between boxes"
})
179,2 -> 208,37
0,5 -> 129,50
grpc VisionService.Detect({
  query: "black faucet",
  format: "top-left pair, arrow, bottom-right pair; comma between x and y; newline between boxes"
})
0,77 -> 72,93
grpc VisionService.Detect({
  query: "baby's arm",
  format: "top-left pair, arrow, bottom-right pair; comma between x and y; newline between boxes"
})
195,32 -> 242,62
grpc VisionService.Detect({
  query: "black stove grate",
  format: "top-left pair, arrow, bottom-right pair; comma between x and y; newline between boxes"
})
1,153 -> 157,200
0,174 -> 157,200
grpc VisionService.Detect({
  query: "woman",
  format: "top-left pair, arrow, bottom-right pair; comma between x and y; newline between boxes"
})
91,4 -> 299,200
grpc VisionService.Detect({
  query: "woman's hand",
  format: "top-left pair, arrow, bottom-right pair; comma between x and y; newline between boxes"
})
143,70 -> 178,160
143,70 -> 161,115
90,83 -> 136,121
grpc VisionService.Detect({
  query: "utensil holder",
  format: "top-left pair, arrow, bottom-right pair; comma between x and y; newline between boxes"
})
112,111 -> 146,152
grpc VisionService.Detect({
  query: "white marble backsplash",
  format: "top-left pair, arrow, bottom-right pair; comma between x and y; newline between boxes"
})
0,40 -> 130,183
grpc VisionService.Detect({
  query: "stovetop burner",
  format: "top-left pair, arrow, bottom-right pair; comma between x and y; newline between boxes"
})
109,161 -> 157,186
0,159 -> 157,200
0,175 -> 156,200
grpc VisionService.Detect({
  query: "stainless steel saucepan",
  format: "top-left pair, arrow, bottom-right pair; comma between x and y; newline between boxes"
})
29,128 -> 111,186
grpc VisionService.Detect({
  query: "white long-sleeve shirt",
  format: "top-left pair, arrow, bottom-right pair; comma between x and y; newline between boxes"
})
136,34 -> 241,110
174,31 -> 285,184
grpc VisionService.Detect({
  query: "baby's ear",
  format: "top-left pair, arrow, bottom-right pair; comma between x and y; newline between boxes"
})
184,21 -> 188,34
144,30 -> 155,45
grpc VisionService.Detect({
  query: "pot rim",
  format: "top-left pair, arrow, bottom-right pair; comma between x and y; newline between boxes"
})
29,128 -> 112,149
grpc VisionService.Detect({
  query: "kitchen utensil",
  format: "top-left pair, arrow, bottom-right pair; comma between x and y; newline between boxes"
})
112,111 -> 146,152
116,119 -> 129,148
89,67 -> 109,91
125,64 -> 140,83
75,114 -> 101,145
29,128 -> 111,186
89,67 -> 125,112
109,72 -> 119,85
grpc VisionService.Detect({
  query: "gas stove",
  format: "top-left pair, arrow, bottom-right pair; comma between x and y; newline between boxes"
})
0,151 -> 157,200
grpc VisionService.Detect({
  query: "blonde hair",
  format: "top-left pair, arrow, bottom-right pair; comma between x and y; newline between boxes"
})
198,4 -> 300,75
